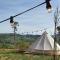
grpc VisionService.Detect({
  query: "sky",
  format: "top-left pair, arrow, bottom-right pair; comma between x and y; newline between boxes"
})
0,0 -> 60,35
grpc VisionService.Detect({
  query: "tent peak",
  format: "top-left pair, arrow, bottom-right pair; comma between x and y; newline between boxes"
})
42,31 -> 48,35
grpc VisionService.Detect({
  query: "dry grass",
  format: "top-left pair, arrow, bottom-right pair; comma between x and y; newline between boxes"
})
0,49 -> 60,60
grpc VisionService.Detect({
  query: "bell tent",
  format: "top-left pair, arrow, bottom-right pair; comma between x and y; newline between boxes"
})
26,31 -> 60,55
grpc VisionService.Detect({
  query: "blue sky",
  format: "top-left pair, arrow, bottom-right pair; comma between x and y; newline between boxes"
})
0,0 -> 60,35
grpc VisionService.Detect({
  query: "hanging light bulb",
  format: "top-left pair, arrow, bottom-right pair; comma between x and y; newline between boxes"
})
47,8 -> 52,13
10,16 -> 14,23
46,0 -> 52,12
10,16 -> 14,26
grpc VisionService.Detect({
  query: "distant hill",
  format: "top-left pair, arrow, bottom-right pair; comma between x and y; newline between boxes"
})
0,33 -> 41,49
0,33 -> 40,42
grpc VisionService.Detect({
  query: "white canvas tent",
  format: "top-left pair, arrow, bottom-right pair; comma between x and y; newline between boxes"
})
26,31 -> 60,55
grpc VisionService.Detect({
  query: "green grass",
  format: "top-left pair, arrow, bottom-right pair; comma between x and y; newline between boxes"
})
0,49 -> 60,60
0,52 -> 60,60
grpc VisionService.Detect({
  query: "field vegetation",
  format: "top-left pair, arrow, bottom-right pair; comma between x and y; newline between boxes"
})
0,33 -> 60,60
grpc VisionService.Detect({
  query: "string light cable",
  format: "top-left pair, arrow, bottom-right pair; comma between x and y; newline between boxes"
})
0,0 -> 51,23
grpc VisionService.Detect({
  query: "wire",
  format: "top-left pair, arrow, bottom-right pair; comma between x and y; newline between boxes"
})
0,1 -> 46,23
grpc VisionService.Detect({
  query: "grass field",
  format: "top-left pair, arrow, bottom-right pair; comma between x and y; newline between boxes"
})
0,49 -> 60,60
0,34 -> 60,60
0,53 -> 60,60
0,53 -> 53,60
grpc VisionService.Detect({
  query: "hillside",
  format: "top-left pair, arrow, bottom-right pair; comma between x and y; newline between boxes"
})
0,33 -> 40,49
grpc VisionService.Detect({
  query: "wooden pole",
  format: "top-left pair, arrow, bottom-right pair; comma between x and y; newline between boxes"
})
53,7 -> 58,60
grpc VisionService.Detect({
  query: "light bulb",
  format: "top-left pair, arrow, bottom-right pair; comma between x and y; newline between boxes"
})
47,8 -> 52,13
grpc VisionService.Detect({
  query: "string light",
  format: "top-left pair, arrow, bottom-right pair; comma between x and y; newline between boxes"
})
46,0 -> 52,12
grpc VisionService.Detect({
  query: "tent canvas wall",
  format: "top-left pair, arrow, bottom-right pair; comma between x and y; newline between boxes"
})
26,31 -> 60,55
